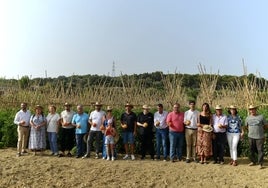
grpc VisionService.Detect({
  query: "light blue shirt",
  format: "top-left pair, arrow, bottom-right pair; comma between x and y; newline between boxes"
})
72,113 -> 89,134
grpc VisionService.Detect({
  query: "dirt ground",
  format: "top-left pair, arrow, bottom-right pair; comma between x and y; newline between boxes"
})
1,148 -> 268,188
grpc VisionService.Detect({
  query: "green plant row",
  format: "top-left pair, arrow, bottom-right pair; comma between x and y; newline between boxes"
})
2,107 -> 268,158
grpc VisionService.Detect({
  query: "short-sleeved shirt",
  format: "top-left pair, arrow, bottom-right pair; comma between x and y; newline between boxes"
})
245,114 -> 267,139
166,111 -> 184,133
212,114 -> 228,133
89,110 -> 105,131
137,112 -> 154,135
30,114 -> 46,130
121,111 -> 137,132
72,113 -> 89,134
227,115 -> 242,134
61,110 -> 75,129
47,113 -> 60,132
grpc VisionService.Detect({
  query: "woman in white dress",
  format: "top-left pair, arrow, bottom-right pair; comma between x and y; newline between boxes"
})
29,105 -> 47,155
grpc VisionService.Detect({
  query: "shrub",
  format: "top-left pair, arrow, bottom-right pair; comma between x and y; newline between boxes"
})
0,109 -> 18,147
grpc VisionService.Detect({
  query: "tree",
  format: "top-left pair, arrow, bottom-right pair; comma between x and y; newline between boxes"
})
18,76 -> 30,89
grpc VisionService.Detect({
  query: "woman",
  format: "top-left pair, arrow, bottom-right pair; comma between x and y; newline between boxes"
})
196,103 -> 213,164
46,105 -> 60,156
29,105 -> 47,155
227,105 -> 243,166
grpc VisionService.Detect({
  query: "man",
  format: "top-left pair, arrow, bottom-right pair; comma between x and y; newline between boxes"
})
166,103 -> 185,162
212,104 -> 227,164
154,103 -> 168,161
137,104 -> 155,160
14,102 -> 31,157
245,105 -> 268,169
83,102 -> 105,159
59,102 -> 75,157
72,105 -> 89,158
184,100 -> 199,163
120,103 -> 137,160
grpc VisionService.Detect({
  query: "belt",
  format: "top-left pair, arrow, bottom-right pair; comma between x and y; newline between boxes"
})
19,125 -> 29,128
157,127 -> 168,130
185,127 -> 197,130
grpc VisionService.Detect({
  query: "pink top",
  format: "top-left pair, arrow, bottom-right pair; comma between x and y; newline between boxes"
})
166,111 -> 185,132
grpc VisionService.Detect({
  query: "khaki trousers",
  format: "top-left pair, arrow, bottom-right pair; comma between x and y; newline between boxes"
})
185,128 -> 197,160
17,126 -> 30,153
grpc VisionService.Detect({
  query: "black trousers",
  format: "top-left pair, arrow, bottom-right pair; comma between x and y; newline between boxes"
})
140,133 -> 155,158
60,128 -> 75,152
212,132 -> 226,162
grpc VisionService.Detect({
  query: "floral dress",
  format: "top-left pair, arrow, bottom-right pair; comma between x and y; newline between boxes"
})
196,115 -> 213,157
28,114 -> 46,150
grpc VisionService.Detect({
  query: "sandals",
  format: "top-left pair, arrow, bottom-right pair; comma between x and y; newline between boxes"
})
232,160 -> 238,166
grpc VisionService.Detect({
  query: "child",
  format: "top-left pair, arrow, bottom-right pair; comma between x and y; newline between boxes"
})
105,119 -> 116,161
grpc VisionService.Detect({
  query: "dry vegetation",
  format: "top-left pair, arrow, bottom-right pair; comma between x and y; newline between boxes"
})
0,64 -> 267,110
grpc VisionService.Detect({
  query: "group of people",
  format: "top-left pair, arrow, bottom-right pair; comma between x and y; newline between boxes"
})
13,101 -> 268,168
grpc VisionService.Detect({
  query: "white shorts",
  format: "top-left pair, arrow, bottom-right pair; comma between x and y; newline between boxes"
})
105,135 -> 114,145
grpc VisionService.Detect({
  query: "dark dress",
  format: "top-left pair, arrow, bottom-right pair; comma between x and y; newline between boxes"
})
196,115 -> 213,157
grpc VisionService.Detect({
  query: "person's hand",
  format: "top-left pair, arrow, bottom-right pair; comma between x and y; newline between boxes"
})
63,122 -> 69,126
155,121 -> 160,127
20,120 -> 26,126
92,123 -> 97,127
167,122 -> 173,127
121,124 -> 127,129
185,120 -> 191,126
240,133 -> 244,140
143,122 -> 148,128
218,124 -> 223,129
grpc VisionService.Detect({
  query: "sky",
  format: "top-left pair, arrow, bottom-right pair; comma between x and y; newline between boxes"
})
0,0 -> 268,79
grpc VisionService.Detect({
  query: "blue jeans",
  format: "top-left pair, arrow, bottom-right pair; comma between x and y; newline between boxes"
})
48,132 -> 58,154
122,131 -> 135,144
169,131 -> 184,160
76,133 -> 86,157
156,128 -> 168,159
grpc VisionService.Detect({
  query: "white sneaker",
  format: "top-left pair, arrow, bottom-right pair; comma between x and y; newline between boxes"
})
131,154 -> 135,160
123,155 -> 129,160
111,157 -> 115,161
106,157 -> 110,161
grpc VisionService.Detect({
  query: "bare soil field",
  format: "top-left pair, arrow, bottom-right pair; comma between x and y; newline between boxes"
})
0,148 -> 268,188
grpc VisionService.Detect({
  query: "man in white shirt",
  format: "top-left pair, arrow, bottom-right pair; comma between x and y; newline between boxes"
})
14,102 -> 31,157
212,104 -> 227,164
154,103 -> 169,161
83,102 -> 105,159
184,100 -> 199,163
